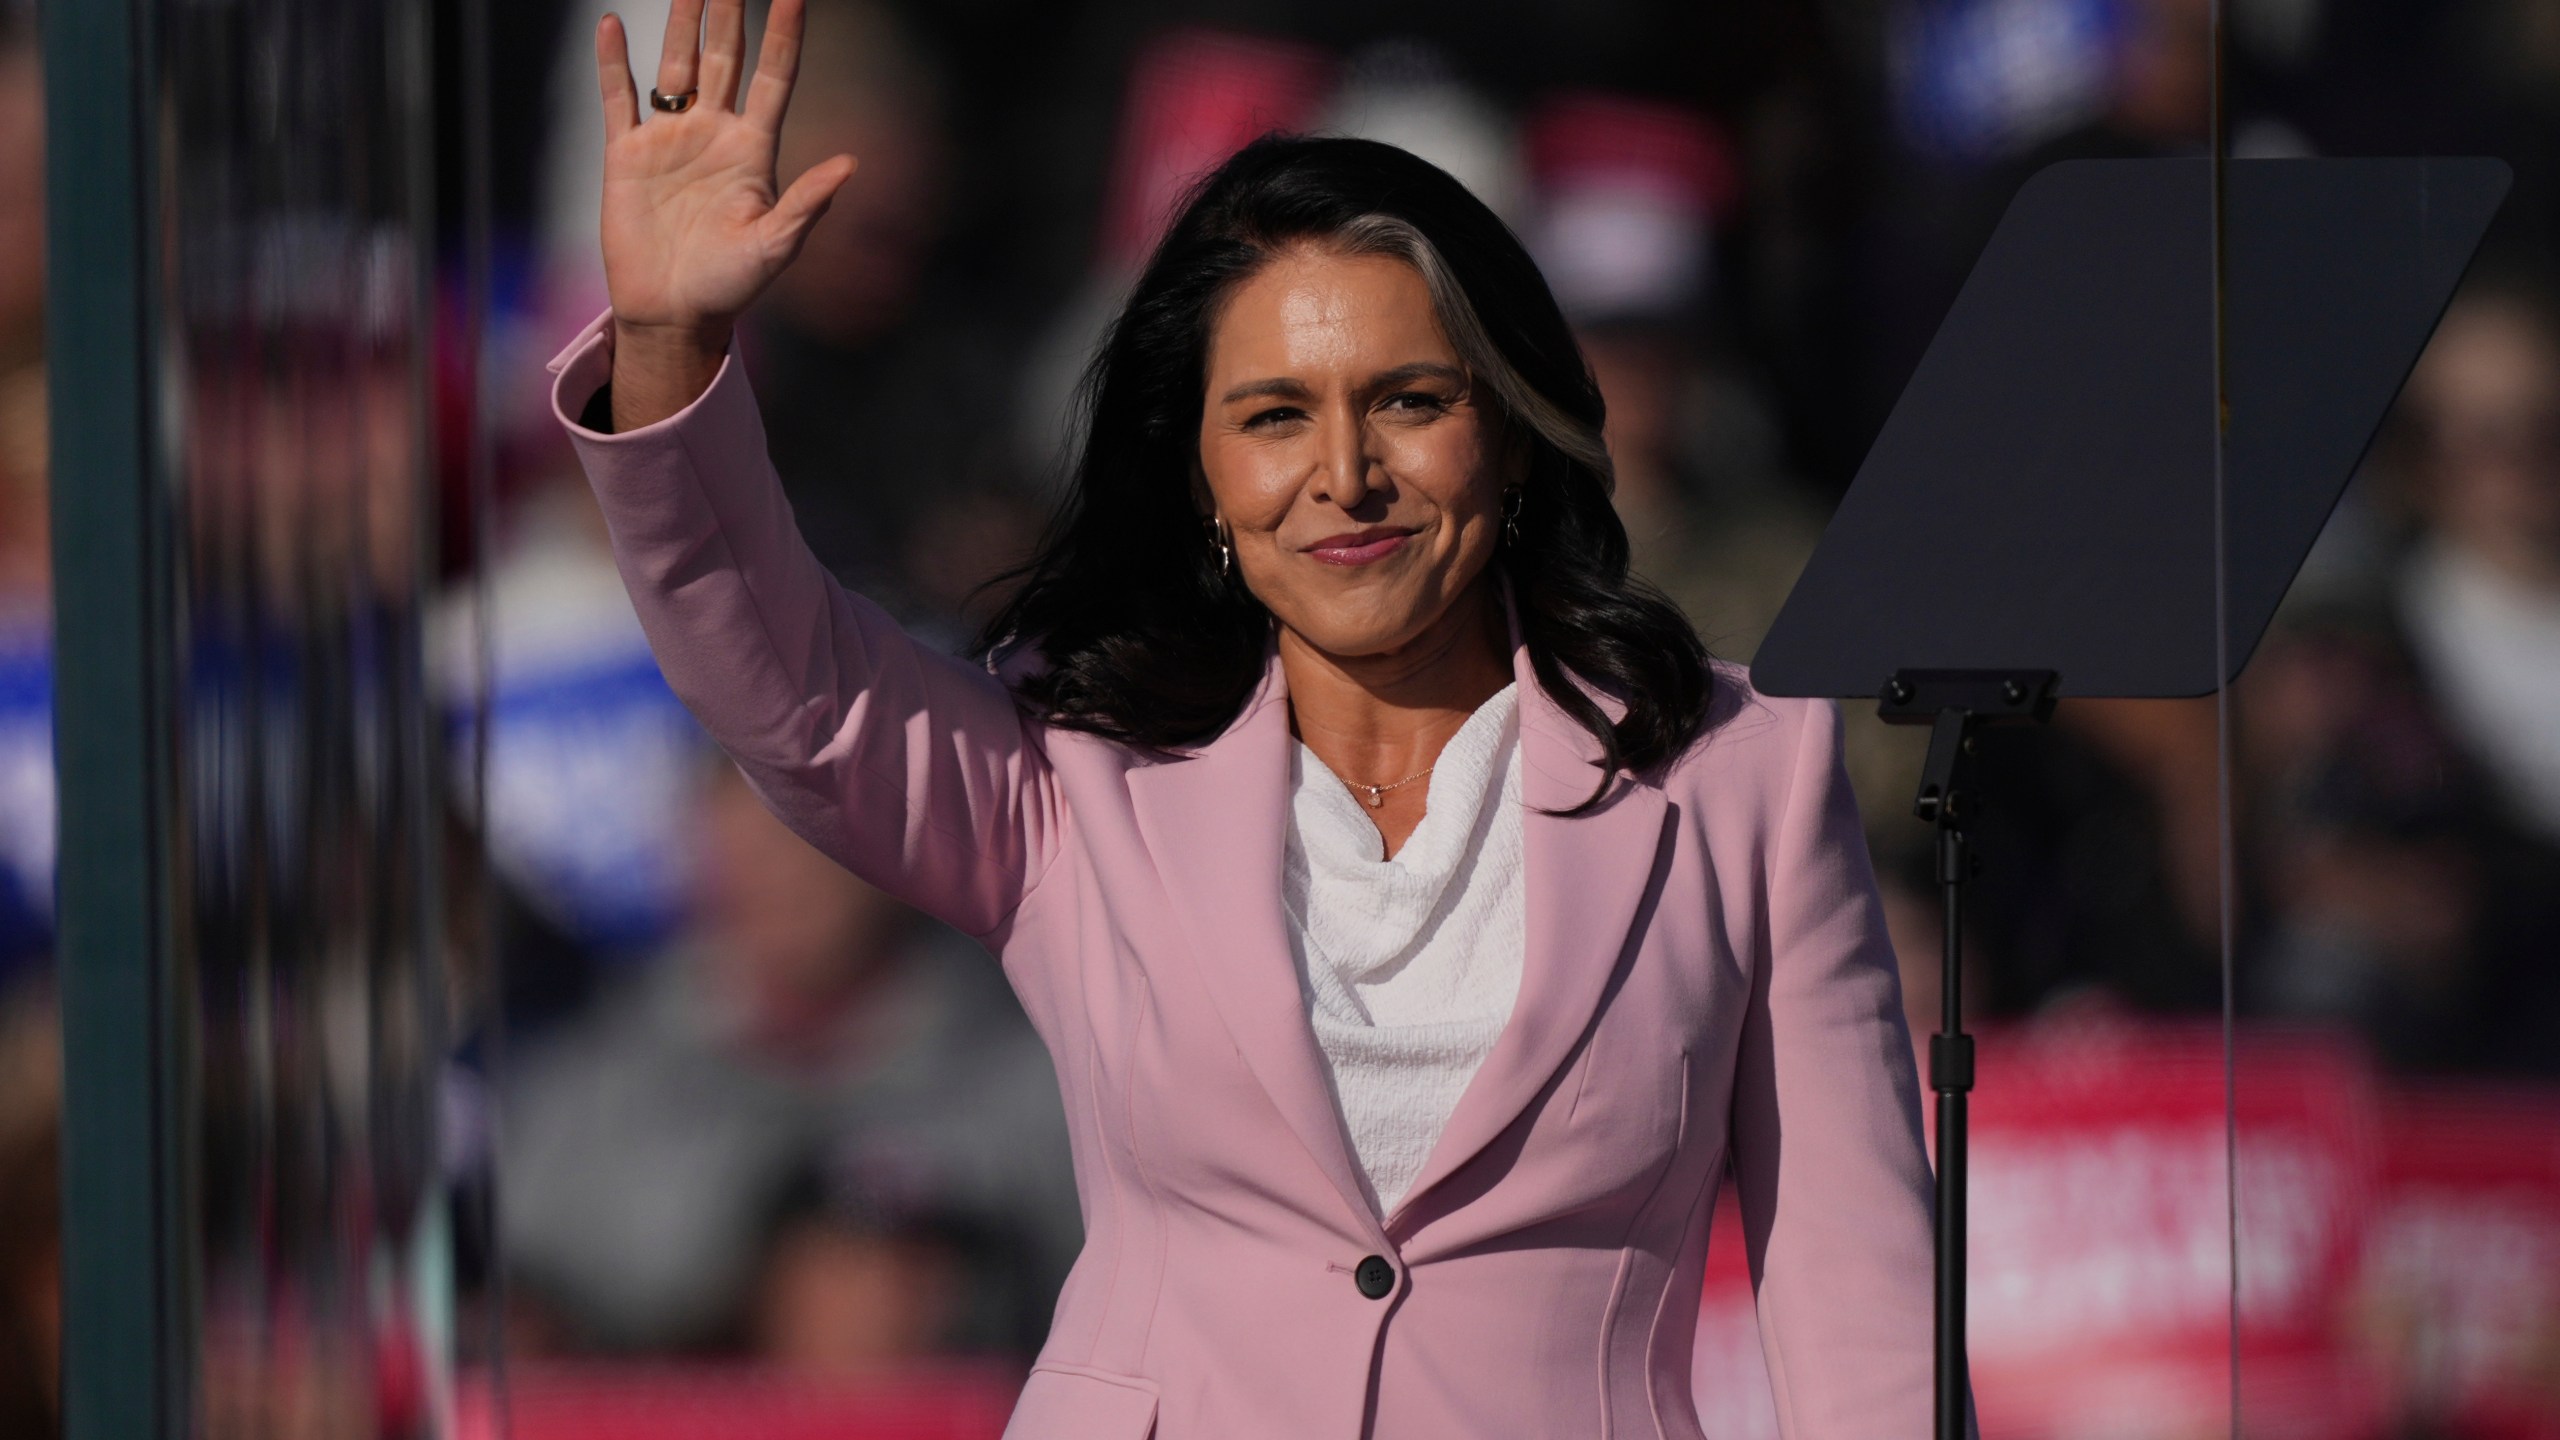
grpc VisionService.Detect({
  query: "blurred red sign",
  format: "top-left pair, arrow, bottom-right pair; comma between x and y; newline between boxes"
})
454,1363 -> 1019,1440
1696,1019 -> 2392,1440
1099,30 -> 1331,269
2357,1085 -> 2560,1439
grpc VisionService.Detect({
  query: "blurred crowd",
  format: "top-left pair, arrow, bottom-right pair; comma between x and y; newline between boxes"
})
4,0 -> 2560,1434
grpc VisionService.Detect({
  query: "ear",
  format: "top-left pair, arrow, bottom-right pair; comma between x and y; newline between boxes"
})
1493,407 -> 1534,490
1188,449 -> 1217,518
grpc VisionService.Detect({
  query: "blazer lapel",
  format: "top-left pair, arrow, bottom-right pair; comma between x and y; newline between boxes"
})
1127,651 -> 1384,1236
1385,635 -> 1672,1230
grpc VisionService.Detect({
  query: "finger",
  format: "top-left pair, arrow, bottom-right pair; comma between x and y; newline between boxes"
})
595,15 -> 640,138
742,0 -> 804,136
654,0 -> 704,99
700,0 -> 748,110
762,153 -> 858,250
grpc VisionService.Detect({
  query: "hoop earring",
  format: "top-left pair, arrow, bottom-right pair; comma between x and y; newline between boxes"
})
1211,516 -> 1234,577
1501,487 -> 1524,548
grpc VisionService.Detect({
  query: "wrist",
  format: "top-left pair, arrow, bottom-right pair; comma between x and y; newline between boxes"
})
611,314 -> 732,368
608,316 -> 732,431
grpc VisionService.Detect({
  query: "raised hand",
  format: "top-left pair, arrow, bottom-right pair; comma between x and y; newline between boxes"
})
593,0 -> 856,428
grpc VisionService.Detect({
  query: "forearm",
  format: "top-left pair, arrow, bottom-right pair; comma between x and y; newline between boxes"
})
547,311 -> 1061,936
1731,696 -> 1967,1437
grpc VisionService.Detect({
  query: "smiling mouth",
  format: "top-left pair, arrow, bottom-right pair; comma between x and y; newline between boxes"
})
1304,528 -> 1416,566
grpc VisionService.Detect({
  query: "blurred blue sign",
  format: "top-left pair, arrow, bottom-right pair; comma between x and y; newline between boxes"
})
1894,0 -> 2125,162
0,628 -> 52,981
468,645 -> 708,954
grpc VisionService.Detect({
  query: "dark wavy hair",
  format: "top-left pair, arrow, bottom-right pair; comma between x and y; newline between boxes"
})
976,134 -> 1715,802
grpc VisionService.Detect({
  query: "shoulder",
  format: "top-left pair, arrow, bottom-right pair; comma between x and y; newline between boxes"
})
1648,658 -> 1844,818
1661,659 -> 1836,776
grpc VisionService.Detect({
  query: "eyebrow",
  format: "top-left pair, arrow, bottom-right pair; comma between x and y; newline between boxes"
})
1217,361 -> 1468,407
1218,376 -> 1312,405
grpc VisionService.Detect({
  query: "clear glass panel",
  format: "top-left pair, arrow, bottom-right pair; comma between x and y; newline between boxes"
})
2227,4 -> 2560,1436
1774,5 -> 2239,1438
0,2 -> 51,1431
155,0 -> 473,1433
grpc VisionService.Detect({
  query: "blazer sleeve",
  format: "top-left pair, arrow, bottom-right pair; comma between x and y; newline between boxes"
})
1726,695 -> 1979,1439
545,312 -> 1063,940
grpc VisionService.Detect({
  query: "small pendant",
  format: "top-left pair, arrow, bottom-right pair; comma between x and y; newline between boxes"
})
1364,788 -> 1384,808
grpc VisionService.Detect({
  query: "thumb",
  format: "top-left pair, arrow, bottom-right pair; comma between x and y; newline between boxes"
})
765,153 -> 858,250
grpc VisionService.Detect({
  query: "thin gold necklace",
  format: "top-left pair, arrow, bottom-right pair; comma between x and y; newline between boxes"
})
1342,764 -> 1434,809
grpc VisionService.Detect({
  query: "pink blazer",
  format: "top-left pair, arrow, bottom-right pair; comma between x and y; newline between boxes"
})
549,311 -> 1962,1439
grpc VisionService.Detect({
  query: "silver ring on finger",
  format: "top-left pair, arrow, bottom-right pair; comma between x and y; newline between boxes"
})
648,87 -> 699,113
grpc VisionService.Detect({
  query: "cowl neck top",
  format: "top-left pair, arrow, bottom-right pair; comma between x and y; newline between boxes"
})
1282,683 -> 1524,1214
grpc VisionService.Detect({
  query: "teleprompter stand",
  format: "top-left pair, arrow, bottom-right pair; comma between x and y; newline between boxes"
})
1749,157 -> 2508,1440
1880,667 -> 2053,1440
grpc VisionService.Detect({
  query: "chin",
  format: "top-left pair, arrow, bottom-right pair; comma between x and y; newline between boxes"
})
1281,602 -> 1444,660
1308,626 -> 1422,661
1260,558 -> 1494,660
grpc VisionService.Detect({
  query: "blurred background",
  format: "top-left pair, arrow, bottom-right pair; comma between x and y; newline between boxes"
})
11,0 -> 2560,1435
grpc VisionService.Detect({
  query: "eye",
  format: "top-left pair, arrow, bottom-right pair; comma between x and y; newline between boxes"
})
1379,390 -> 1453,419
1242,405 -> 1306,430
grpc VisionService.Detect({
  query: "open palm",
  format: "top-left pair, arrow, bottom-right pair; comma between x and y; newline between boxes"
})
594,0 -> 856,337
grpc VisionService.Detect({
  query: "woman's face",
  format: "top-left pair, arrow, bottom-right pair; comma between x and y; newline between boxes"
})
1197,247 -> 1511,661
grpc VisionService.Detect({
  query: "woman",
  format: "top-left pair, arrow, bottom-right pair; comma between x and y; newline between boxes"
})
559,2 -> 1955,1435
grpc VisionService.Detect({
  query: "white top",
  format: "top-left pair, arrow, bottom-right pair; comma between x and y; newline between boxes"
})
1282,684 -> 1525,1215
2402,539 -> 2560,839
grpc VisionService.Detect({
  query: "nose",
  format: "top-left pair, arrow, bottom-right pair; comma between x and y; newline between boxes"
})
1311,405 -> 1385,512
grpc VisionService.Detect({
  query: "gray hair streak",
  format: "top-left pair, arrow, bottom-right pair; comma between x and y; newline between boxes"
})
1326,213 -> 1615,485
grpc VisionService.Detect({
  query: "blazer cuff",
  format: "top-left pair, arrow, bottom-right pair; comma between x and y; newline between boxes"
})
545,307 -> 743,445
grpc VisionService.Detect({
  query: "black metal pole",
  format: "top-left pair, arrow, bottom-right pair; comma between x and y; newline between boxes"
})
1886,685 -> 2054,1437
1917,707 -> 1976,1440
44,0 -> 186,1434
1933,791 -> 1972,1440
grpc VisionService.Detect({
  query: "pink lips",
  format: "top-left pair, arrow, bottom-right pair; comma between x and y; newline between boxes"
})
1304,528 -> 1414,566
